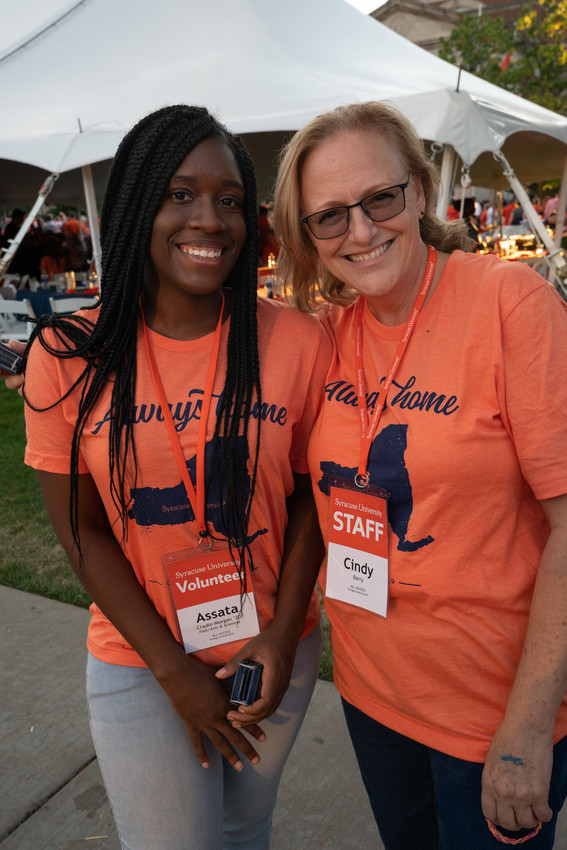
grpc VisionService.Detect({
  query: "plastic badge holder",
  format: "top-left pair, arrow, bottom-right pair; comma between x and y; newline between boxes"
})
230,660 -> 263,706
0,342 -> 24,375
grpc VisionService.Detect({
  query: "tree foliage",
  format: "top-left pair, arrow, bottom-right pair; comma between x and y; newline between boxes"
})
438,0 -> 567,114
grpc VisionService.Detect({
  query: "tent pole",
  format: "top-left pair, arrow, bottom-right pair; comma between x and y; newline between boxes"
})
81,164 -> 102,282
0,173 -> 59,277
493,150 -> 567,295
459,164 -> 472,220
436,145 -> 456,220
552,154 -> 567,261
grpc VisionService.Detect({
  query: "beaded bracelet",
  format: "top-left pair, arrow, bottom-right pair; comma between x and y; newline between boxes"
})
485,817 -> 543,845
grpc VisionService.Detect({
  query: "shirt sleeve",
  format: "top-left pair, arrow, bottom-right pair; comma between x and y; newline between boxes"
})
500,276 -> 567,500
289,319 -> 332,474
24,334 -> 89,474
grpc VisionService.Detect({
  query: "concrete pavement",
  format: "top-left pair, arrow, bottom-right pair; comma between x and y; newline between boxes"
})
1,585 -> 567,849
0,586 -> 379,849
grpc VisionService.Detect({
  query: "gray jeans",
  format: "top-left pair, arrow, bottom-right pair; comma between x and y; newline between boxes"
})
86,626 -> 322,850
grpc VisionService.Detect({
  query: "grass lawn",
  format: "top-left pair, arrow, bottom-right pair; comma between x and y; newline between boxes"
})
0,380 -> 333,680
0,381 -> 91,606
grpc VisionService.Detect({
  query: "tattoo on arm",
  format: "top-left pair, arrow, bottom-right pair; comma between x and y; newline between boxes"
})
500,754 -> 525,765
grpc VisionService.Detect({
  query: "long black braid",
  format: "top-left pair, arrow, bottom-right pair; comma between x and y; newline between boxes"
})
25,105 -> 261,578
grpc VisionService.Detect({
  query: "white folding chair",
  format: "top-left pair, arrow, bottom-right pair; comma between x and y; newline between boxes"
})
0,296 -> 36,342
0,273 -> 21,289
49,296 -> 98,315
0,282 -> 17,299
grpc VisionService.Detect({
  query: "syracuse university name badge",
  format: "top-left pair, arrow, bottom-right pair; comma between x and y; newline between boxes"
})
326,478 -> 389,618
163,545 -> 259,654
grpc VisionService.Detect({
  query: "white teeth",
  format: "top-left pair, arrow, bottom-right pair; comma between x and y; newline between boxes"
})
180,246 -> 222,259
349,241 -> 392,263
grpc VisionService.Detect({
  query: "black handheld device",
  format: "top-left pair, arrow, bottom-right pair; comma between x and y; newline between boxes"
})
0,342 -> 25,375
230,660 -> 263,706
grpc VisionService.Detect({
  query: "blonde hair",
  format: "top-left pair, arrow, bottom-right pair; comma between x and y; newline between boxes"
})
272,101 -> 474,311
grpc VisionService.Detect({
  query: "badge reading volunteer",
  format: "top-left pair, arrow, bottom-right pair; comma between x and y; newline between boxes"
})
163,544 -> 260,654
326,477 -> 389,618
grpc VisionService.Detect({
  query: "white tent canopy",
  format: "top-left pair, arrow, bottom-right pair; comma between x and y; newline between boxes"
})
2,0 -> 567,284
390,88 -> 567,187
0,158 -> 110,207
1,0 -> 566,183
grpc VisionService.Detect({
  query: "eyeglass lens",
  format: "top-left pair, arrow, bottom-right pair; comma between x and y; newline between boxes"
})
307,183 -> 406,238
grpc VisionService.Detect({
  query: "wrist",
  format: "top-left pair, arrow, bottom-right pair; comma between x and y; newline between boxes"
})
262,619 -> 301,659
150,640 -> 192,689
270,592 -> 314,644
497,709 -> 556,742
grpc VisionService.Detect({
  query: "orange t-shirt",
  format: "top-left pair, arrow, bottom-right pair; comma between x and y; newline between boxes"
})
25,297 -> 331,668
40,255 -> 66,279
309,250 -> 567,762
62,218 -> 89,238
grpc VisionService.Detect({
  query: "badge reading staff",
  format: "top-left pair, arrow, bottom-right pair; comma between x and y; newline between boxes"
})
326,485 -> 389,618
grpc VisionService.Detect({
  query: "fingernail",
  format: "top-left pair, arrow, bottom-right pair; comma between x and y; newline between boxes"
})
201,761 -> 210,769
234,760 -> 244,771
252,756 -> 260,764
216,667 -> 227,677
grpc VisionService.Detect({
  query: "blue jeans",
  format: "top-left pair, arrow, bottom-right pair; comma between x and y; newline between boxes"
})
86,627 -> 321,850
342,699 -> 567,850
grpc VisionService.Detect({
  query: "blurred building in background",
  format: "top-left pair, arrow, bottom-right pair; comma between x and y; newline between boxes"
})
370,0 -> 525,54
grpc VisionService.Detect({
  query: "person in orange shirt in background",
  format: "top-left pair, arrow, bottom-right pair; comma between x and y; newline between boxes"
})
39,252 -> 67,280
62,213 -> 91,272
446,199 -> 459,221
257,201 -> 279,264
532,196 -> 544,218
502,196 -> 521,225
39,233 -> 68,280
62,213 -> 89,239
273,100 -> 567,850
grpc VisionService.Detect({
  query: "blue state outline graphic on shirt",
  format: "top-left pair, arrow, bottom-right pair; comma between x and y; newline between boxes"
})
318,423 -> 434,552
128,435 -> 268,544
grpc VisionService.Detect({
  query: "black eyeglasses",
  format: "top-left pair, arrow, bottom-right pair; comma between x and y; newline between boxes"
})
300,173 -> 410,240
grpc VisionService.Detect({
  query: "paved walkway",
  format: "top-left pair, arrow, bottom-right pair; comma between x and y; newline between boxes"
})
0,586 -> 379,849
2,585 -> 567,849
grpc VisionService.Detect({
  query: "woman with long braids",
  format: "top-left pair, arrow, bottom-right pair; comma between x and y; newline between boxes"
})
14,105 -> 330,850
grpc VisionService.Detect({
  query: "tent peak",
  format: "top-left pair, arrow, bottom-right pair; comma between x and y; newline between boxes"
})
0,0 -> 84,66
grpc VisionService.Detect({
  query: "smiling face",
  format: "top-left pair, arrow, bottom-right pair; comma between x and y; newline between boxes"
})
300,128 -> 428,324
148,136 -> 247,307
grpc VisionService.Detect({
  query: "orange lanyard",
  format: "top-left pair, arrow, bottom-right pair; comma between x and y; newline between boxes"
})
142,297 -> 224,543
354,246 -> 436,486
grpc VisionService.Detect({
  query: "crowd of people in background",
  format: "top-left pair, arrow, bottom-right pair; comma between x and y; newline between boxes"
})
446,190 -> 566,248
1,187 -> 564,292
0,208 -> 92,282
257,200 -> 279,264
